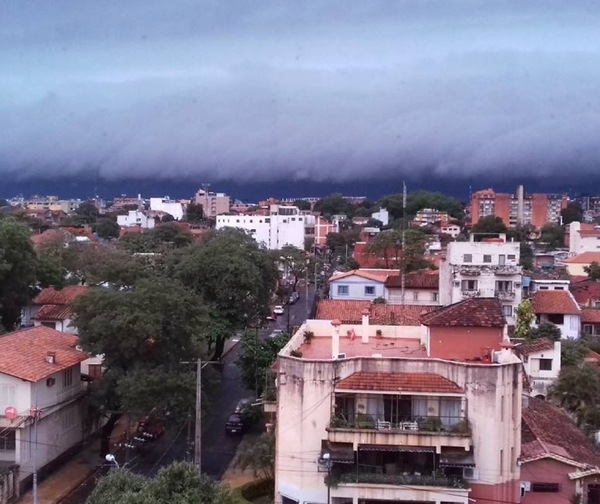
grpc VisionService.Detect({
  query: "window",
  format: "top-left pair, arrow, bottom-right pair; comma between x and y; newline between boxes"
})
483,254 -> 492,263
0,431 -> 15,451
539,359 -> 552,371
584,324 -> 594,335
61,406 -> 77,431
432,292 -> 439,301
508,254 -> 516,260
495,281 -> 512,292
337,285 -> 349,296
499,254 -> 506,265
413,292 -> 419,301
63,368 -> 73,387
502,305 -> 512,317
0,384 -> 16,410
554,286 -> 564,290
463,254 -> 472,263
265,218 -> 270,223
594,301 -> 600,308
461,280 -> 478,291
499,449 -> 503,476
531,483 -> 561,493
41,321 -> 55,329
364,286 -> 375,296
547,313 -> 564,325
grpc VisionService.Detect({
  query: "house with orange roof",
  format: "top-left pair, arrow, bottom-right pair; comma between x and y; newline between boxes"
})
563,251 -> 600,276
385,270 -> 440,305
514,337 -> 561,399
0,326 -> 88,486
530,290 -> 581,338
570,279 -> 600,308
328,269 -> 398,300
582,309 -> 600,337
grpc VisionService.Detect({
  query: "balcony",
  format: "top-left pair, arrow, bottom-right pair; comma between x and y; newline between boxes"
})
459,266 -> 481,276
460,289 -> 480,298
495,290 -> 516,301
337,470 -> 468,489
494,265 -> 520,275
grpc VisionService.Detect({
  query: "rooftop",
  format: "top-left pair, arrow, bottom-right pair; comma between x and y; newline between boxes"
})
420,298 -> 505,328
514,338 -> 555,357
316,300 -> 435,326
582,309 -> 600,324
33,285 -> 89,305
530,290 -> 581,315
295,335 -> 426,360
335,372 -> 464,394
0,326 -> 87,382
385,270 -> 439,289
564,252 -> 600,264
522,396 -> 600,468
571,280 -> 600,304
329,269 -> 398,283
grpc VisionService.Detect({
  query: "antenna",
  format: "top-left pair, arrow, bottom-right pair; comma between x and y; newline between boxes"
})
400,181 -> 407,305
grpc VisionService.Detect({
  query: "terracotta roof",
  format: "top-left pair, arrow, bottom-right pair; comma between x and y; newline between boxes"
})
33,286 -> 89,305
564,252 -> 600,264
336,372 -> 464,394
315,300 -> 435,326
420,298 -> 505,327
386,270 -> 439,289
0,326 -> 87,382
330,269 -> 398,283
514,337 -> 555,357
353,242 -> 401,269
33,304 -> 73,321
582,309 -> 600,324
570,275 -> 591,285
530,290 -> 581,315
571,281 -> 600,305
522,396 -> 600,468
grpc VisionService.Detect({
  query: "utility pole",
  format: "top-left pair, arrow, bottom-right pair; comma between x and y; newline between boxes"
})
305,260 -> 309,318
194,359 -> 219,473
30,404 -> 41,504
400,180 -> 407,305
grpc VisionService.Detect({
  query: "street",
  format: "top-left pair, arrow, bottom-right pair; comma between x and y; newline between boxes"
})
60,284 -> 315,503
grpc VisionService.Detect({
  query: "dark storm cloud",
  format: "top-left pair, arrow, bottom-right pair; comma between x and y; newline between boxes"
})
1,1 -> 600,183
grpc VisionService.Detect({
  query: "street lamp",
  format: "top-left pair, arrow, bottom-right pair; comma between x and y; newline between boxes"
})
105,453 -> 120,469
322,452 -> 331,504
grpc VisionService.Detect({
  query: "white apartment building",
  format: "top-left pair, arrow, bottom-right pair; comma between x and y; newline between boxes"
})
149,197 -> 184,221
439,234 -> 522,324
116,210 -> 156,229
515,338 -> 561,400
273,299 -> 522,504
0,327 -> 87,487
194,189 -> 230,218
371,208 -> 389,226
216,205 -> 305,250
568,221 -> 600,255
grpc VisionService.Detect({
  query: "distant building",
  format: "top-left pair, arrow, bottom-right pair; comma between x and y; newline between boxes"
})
414,208 -> 450,226
216,204 -> 305,249
304,215 -> 338,246
25,195 -> 81,214
112,194 -> 143,210
149,197 -> 184,221
515,338 -> 561,399
440,223 -> 461,238
117,210 -> 156,229
194,189 -> 230,218
371,208 -> 389,226
470,186 -> 567,229
567,221 -> 600,255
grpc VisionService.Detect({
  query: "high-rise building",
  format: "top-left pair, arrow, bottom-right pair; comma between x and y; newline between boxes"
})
194,189 -> 230,218
470,186 -> 567,229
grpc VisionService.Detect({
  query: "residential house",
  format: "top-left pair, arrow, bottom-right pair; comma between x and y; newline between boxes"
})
563,252 -> 600,276
328,269 -> 396,301
582,309 -> 600,337
273,297 -> 522,504
514,338 -> 561,399
570,280 -> 600,308
315,299 -> 436,325
524,272 -> 570,297
193,189 -> 230,218
371,208 -> 389,226
116,210 -> 155,229
414,208 -> 450,226
567,221 -> 600,255
23,209 -> 68,227
385,270 -> 440,305
440,224 -> 461,238
439,233 -> 522,324
529,290 -> 581,339
0,327 -> 88,488
149,197 -> 184,221
520,397 -> 600,504
216,204 -> 305,250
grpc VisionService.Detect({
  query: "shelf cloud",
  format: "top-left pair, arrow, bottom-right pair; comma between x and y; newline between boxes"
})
2,1 -> 600,183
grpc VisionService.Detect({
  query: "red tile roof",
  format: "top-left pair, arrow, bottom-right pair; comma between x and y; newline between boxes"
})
353,242 -> 400,269
385,270 -> 439,289
33,304 -> 74,322
315,300 -> 435,326
330,269 -> 398,283
530,290 -> 581,315
564,252 -> 600,264
571,281 -> 600,305
0,326 -> 87,382
522,396 -> 600,468
335,372 -> 464,394
582,309 -> 600,324
33,286 -> 89,305
514,337 -> 555,357
420,298 -> 505,327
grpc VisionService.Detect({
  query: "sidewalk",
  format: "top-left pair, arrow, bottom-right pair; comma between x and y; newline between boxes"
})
19,416 -> 134,504
220,433 -> 258,489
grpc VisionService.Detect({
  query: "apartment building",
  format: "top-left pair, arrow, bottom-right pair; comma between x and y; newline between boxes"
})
194,189 -> 230,218
414,209 -> 450,226
567,221 -> 600,255
305,215 -> 339,246
216,204 -> 305,249
439,234 -> 522,324
273,298 -> 522,504
25,196 -> 81,214
470,186 -> 567,229
116,210 -> 156,229
149,197 -> 184,221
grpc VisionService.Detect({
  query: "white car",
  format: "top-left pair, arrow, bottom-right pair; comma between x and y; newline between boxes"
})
269,329 -> 284,339
273,305 -> 285,315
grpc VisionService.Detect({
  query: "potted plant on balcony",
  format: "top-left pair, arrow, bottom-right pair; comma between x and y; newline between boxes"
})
303,330 -> 315,345
420,417 -> 443,432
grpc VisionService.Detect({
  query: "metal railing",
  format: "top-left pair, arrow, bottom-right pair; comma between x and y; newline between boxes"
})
338,469 -> 468,488
494,290 -> 516,300
330,414 -> 470,434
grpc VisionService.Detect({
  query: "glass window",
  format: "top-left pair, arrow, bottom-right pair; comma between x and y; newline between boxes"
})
337,285 -> 349,296
483,254 -> 492,263
0,431 -> 15,451
463,254 -> 472,263
432,292 -> 439,301
63,368 -> 73,387
413,292 -> 419,300
502,305 -> 512,317
547,314 -> 564,325
495,281 -> 512,292
539,359 -> 552,371
461,280 -> 478,290
364,286 -> 375,296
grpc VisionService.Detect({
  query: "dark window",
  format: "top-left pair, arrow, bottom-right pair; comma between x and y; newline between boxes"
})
547,314 -> 564,325
0,431 -> 15,451
531,483 -> 560,493
483,254 -> 492,263
539,359 -> 552,371
463,254 -> 472,263
364,286 -> 375,296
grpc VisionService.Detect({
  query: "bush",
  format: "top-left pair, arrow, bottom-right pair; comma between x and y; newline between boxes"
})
238,478 -> 274,501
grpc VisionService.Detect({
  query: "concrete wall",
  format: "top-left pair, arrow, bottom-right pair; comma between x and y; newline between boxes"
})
386,287 -> 439,305
521,458 -> 576,504
535,314 -> 580,339
428,326 -> 504,360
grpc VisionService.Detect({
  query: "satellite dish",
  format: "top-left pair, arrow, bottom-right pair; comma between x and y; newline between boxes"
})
4,407 -> 18,420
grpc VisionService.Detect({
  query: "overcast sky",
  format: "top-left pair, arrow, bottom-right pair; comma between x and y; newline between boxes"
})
1,1 -> 600,183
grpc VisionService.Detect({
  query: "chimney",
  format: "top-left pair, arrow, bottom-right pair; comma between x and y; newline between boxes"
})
498,339 -> 515,364
361,309 -> 370,344
331,319 -> 341,359
46,352 -> 56,364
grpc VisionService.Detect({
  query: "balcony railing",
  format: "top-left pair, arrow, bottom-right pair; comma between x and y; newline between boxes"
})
330,414 -> 470,435
494,265 -> 520,275
460,290 -> 480,298
337,469 -> 468,489
459,267 -> 481,276
495,290 -> 516,300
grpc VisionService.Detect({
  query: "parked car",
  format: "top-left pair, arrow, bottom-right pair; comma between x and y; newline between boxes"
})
288,291 -> 299,304
137,416 -> 166,440
235,397 -> 255,414
269,329 -> 284,339
273,305 -> 285,315
225,414 -> 244,434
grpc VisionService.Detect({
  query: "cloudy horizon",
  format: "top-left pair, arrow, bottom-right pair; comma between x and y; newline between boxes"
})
2,1 -> 600,183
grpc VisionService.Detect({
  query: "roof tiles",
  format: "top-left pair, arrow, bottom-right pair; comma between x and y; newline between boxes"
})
335,372 -> 464,394
564,252 -> 600,264
514,337 -> 555,357
420,298 -> 505,327
315,300 -> 435,326
530,290 -> 581,315
385,270 -> 439,289
33,286 -> 89,305
33,304 -> 74,322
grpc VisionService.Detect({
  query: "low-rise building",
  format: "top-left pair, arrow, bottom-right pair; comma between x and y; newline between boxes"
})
414,208 -> 450,226
440,224 -> 461,238
371,208 -> 389,226
563,252 -> 600,276
329,269 -> 396,301
567,221 -> 600,255
385,270 -> 440,305
582,309 -> 600,336
315,299 -> 436,326
529,290 -> 581,339
116,210 -> 155,229
149,197 -> 184,221
304,215 -> 338,247
515,338 -> 561,400
194,189 -> 230,218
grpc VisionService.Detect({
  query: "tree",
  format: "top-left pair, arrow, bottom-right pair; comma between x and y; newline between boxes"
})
314,193 -> 353,218
561,202 -> 583,225
540,223 -> 565,250
93,218 -> 120,240
405,191 -> 464,220
0,218 -> 38,330
71,278 -> 208,456
471,216 -> 508,234
562,338 -> 589,367
519,243 -> 534,270
293,199 -> 311,211
584,262 -> 600,281
365,229 -> 430,271
551,364 -> 600,431
169,228 -> 278,358
514,300 -> 535,339
530,321 -> 561,341
186,203 -> 204,223
65,200 -> 100,227
161,213 -> 175,223
271,245 -> 309,292
235,432 -> 275,481
0,199 -> 8,208
87,462 -> 239,504
150,223 -> 193,249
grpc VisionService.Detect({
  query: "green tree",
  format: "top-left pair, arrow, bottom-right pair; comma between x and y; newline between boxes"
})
270,245 -> 309,292
365,229 -> 430,271
540,223 -> 565,250
186,203 -> 204,223
551,364 -> 600,430
584,261 -> 600,281
87,462 -> 239,504
93,217 -> 120,240
293,199 -> 311,211
405,191 -> 464,220
72,278 -> 208,456
65,200 -> 100,227
169,228 -> 278,358
150,223 -> 193,248
561,202 -> 583,225
471,215 -> 508,234
235,432 -> 275,481
514,300 -> 535,339
530,321 -> 561,341
314,193 -> 353,218
520,243 -> 534,270
161,213 -> 175,223
0,218 -> 38,330
562,338 -> 589,367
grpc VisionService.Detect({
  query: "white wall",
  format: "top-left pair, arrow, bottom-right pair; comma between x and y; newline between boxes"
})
386,287 -> 439,305
149,198 -> 184,221
371,208 -> 389,226
441,225 -> 461,238
329,276 -> 385,300
535,314 -> 580,339
568,221 -> 600,255
117,210 -> 155,229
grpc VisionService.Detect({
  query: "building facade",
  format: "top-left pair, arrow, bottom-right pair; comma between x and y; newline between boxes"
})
568,221 -> 600,255
149,197 -> 184,221
116,210 -> 156,229
194,189 -> 230,218
216,204 -> 305,249
305,215 -> 339,247
328,270 -> 395,301
529,290 -> 581,339
515,338 -> 561,399
439,234 -> 522,324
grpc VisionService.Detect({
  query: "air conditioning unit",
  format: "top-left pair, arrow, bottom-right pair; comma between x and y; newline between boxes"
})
463,468 -> 479,480
335,353 -> 347,359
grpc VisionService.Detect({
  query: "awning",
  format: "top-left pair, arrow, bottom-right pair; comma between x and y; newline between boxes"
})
439,449 -> 476,468
358,445 -> 435,453
322,441 -> 355,464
